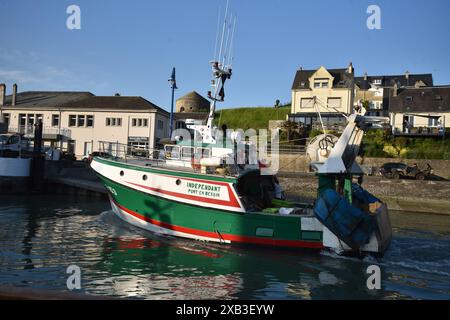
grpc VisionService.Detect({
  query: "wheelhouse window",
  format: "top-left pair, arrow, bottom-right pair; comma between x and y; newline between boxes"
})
181,146 -> 194,160
197,147 -> 210,158
164,145 -> 180,159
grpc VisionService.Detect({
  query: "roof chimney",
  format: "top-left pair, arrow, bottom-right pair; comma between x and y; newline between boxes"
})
363,72 -> 367,81
347,62 -> 354,74
0,84 -> 5,106
12,83 -> 17,106
393,83 -> 398,97
405,70 -> 410,79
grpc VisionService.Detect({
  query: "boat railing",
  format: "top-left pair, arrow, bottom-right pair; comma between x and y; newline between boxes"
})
97,141 -> 165,166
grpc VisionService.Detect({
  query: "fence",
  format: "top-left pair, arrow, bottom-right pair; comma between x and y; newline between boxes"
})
8,126 -> 71,138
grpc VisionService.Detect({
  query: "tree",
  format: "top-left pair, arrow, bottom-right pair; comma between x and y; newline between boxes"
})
274,99 -> 281,108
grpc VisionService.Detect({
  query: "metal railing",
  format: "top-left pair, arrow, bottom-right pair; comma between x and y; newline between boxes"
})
98,141 -> 163,164
7,126 -> 71,138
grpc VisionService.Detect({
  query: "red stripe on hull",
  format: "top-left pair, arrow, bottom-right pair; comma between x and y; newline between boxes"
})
111,197 -> 323,249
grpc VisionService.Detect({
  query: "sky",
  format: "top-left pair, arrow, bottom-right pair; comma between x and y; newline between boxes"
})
1,0 -> 450,111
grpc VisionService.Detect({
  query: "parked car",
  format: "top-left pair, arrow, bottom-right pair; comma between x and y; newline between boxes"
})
82,151 -> 111,163
379,162 -> 433,180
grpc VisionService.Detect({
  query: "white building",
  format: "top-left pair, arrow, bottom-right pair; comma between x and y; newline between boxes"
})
0,84 -> 170,158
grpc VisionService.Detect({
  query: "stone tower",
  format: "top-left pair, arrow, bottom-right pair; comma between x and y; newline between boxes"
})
176,91 -> 210,113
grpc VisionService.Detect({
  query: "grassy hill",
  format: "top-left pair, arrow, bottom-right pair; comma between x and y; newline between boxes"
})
213,106 -> 291,131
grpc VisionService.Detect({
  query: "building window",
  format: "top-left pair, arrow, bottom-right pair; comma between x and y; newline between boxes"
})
19,114 -> 26,126
300,98 -> 314,108
157,120 -> 164,130
2,113 -> 10,126
428,117 -> 439,127
327,98 -> 342,109
77,115 -> 85,127
27,114 -> 35,126
132,118 -> 148,127
128,137 -> 149,152
52,114 -> 60,127
313,78 -> 329,89
106,117 -> 122,127
435,95 -> 443,101
373,79 -> 382,85
87,115 -> 94,127
406,96 -> 413,102
69,115 -> 77,127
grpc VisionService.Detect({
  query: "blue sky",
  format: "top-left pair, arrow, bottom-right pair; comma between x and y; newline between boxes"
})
1,0 -> 449,111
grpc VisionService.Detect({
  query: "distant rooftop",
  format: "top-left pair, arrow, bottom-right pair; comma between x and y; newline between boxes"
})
2,91 -> 94,108
389,86 -> 450,113
1,90 -> 167,114
61,96 -> 168,114
355,73 -> 433,89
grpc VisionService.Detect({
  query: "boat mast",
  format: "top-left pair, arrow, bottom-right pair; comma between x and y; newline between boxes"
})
206,1 -> 235,134
188,1 -> 236,144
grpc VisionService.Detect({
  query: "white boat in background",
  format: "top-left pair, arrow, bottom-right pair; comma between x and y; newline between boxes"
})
0,133 -> 32,192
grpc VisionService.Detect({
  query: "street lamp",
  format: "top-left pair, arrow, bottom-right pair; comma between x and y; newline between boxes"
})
168,67 -> 178,138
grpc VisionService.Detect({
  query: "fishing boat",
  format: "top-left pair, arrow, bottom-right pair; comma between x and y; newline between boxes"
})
90,9 -> 392,256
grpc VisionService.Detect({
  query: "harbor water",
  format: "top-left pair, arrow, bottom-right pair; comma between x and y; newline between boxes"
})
0,194 -> 449,300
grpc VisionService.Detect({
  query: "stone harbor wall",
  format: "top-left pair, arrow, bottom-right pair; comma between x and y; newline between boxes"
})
278,154 -> 450,179
278,174 -> 450,214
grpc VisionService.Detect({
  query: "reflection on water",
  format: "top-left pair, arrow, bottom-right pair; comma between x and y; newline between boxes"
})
0,194 -> 449,300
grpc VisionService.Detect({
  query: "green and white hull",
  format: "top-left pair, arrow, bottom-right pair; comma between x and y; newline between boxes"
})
91,156 -> 391,255
91,157 -> 324,249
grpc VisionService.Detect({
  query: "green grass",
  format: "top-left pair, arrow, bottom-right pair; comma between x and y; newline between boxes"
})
213,106 -> 291,131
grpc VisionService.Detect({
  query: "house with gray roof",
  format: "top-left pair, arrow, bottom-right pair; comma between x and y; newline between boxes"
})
354,72 -> 433,117
388,85 -> 449,137
0,83 -> 169,157
288,63 -> 355,131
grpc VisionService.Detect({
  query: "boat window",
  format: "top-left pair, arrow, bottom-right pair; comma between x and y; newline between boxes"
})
197,148 -> 210,158
164,145 -> 180,160
181,147 -> 194,160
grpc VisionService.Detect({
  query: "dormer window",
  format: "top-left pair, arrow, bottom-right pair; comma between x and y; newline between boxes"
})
313,78 -> 329,89
406,96 -> 413,102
